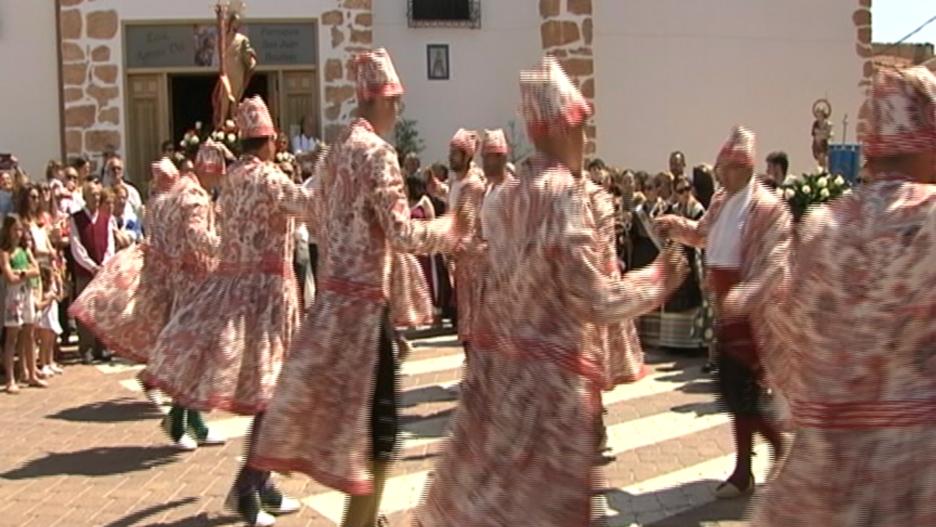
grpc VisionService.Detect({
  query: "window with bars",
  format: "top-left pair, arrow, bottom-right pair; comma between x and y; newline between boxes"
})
408,0 -> 481,29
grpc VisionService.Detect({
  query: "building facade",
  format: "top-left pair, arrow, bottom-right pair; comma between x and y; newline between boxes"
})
0,0 -> 873,184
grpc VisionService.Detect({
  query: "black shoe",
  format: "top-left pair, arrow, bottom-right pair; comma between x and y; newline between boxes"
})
702,362 -> 718,374
98,351 -> 113,363
81,350 -> 94,365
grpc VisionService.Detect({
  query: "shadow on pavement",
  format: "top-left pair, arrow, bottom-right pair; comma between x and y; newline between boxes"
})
139,513 -> 241,527
598,479 -> 752,527
669,401 -> 721,417
1,445 -> 181,479
101,497 -> 199,527
646,491 -> 754,526
400,451 -> 440,462
46,396 -> 164,423
400,409 -> 452,440
400,384 -> 459,408
678,379 -> 718,395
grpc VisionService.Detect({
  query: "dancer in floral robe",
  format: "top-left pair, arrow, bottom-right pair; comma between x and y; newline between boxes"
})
445,129 -> 486,348
250,49 -> 461,527
478,129 -> 514,245
749,65 -> 936,527
585,178 -> 650,387
143,97 -> 313,527
390,251 -> 434,359
656,126 -> 791,498
69,158 -> 178,367
415,56 -> 687,527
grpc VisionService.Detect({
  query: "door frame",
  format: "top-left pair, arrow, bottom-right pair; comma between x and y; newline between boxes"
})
121,18 -> 321,190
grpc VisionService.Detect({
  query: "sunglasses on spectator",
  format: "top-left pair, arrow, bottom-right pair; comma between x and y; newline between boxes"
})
676,187 -> 691,194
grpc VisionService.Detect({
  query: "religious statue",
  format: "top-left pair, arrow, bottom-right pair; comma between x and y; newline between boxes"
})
811,98 -> 833,168
212,0 -> 257,129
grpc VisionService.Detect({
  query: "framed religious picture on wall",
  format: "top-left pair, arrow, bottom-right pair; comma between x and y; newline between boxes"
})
427,44 -> 450,80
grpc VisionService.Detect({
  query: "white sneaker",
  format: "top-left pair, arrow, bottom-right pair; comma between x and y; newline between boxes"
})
267,495 -> 300,515
253,511 -> 276,527
197,428 -> 227,446
50,364 -> 64,375
225,490 -> 278,527
258,486 -> 301,515
41,366 -> 54,378
174,433 -> 198,451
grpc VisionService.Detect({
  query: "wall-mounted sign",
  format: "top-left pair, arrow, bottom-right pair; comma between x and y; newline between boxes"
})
126,22 -> 317,69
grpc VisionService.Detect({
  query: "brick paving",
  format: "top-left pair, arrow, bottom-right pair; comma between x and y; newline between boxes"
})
0,340 -> 757,527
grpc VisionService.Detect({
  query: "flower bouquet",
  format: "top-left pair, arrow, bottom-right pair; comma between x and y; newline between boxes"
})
275,151 -> 296,165
778,170 -> 850,221
209,119 -> 241,157
178,122 -> 204,159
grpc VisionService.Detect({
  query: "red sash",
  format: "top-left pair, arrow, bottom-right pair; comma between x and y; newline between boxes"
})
708,267 -> 760,370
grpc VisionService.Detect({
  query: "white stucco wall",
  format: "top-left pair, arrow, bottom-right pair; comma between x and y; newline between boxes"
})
0,0 -> 61,178
373,1 -> 542,165
593,0 -> 864,175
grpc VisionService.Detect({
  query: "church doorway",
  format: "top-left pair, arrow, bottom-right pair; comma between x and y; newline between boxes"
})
168,73 -> 270,142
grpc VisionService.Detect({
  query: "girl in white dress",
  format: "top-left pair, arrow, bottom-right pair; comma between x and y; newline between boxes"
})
35,265 -> 64,377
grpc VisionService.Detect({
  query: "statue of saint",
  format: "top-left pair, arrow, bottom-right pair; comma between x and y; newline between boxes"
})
212,1 -> 257,128
811,99 -> 833,168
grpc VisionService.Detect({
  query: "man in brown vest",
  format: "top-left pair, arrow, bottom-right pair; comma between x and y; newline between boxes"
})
69,179 -> 117,364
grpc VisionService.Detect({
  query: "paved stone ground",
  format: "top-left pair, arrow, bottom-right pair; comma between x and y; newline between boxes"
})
0,337 -> 760,526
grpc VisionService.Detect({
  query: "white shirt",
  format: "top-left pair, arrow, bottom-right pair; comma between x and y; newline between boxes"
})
69,209 -> 117,274
116,181 -> 143,216
706,178 -> 754,269
64,190 -> 85,215
29,223 -> 53,261
292,134 -> 318,154
480,182 -> 507,241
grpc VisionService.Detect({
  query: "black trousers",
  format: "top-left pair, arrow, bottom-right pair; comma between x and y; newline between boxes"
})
372,308 -> 399,460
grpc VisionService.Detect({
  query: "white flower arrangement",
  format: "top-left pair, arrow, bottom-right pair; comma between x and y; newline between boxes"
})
179,119 -> 242,160
275,151 -> 296,165
180,129 -> 201,152
779,169 -> 851,221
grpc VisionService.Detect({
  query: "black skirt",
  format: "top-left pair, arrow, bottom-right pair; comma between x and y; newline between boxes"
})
371,309 -> 399,460
716,353 -> 765,416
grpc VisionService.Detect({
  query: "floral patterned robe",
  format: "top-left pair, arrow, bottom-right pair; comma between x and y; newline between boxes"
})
143,157 -> 313,415
750,175 -> 936,526
584,179 -> 648,387
416,154 -> 681,527
251,118 -> 456,495
390,251 -> 433,328
448,166 -> 485,342
68,176 -> 216,364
